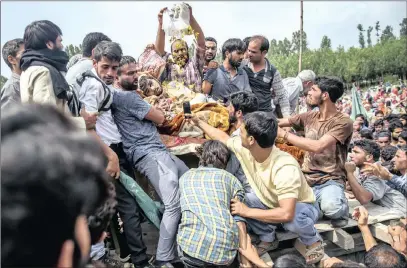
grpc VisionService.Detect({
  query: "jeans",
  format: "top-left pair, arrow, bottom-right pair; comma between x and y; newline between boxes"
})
242,192 -> 321,246
111,143 -> 148,265
134,150 -> 189,262
177,246 -> 235,268
312,180 -> 349,220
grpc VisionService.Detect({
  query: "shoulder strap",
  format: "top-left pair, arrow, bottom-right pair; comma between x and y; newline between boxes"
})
77,70 -> 112,112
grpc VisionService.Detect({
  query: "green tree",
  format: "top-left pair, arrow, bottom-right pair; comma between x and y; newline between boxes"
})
399,18 -> 407,37
320,35 -> 332,50
367,26 -> 374,47
375,21 -> 381,44
357,24 -> 365,48
291,30 -> 307,53
381,25 -> 395,43
0,75 -> 7,89
65,44 -> 82,59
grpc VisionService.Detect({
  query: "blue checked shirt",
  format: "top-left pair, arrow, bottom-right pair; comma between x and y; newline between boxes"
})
177,167 -> 245,265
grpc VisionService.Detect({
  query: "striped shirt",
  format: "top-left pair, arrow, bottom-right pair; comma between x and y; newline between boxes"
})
177,167 -> 245,265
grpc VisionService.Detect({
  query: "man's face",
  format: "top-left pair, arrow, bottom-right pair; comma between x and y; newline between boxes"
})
8,44 -> 24,74
392,127 -> 403,140
205,41 -> 217,62
349,146 -> 369,167
239,123 -> 252,149
393,149 -> 407,171
47,35 -> 64,51
248,40 -> 265,64
401,118 -> 407,126
171,40 -> 188,67
353,121 -> 361,132
377,136 -> 390,148
93,56 -> 119,85
302,81 -> 314,97
139,75 -> 163,97
356,117 -> 364,125
376,113 -> 384,120
364,104 -> 372,111
227,104 -> 238,124
227,50 -> 244,68
307,84 -> 325,108
118,63 -> 139,91
398,137 -> 407,147
375,125 -> 383,133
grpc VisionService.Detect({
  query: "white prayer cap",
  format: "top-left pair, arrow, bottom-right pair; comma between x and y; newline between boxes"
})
297,70 -> 316,82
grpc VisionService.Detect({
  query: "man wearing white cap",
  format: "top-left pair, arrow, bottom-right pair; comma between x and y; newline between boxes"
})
281,70 -> 316,115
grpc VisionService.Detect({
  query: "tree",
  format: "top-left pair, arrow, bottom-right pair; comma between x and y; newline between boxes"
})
320,35 -> 332,50
400,18 -> 407,37
367,26 -> 374,47
65,44 -> 82,59
357,24 -> 365,48
0,75 -> 7,89
291,30 -> 307,53
381,25 -> 395,43
375,21 -> 381,43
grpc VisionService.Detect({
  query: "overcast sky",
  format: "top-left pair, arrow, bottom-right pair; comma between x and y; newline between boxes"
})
1,1 -> 406,77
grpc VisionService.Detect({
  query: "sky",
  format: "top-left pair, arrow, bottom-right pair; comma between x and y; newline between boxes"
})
1,1 -> 406,78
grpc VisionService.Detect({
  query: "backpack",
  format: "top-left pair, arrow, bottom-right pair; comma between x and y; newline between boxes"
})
67,70 -> 112,117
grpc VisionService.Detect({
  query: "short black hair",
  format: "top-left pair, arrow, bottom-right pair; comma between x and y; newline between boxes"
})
399,130 -> 407,142
222,38 -> 245,60
354,139 -> 381,161
243,36 -> 251,51
377,131 -> 391,140
229,91 -> 259,116
360,129 -> 373,140
93,41 -> 122,63
398,144 -> 407,155
1,104 -> 109,267
205,37 -> 217,45
23,20 -> 62,50
197,140 -> 230,170
82,32 -> 111,57
375,110 -> 384,116
243,112 -> 277,148
385,114 -> 400,122
373,119 -> 384,128
331,260 -> 363,268
314,76 -> 345,103
355,114 -> 365,120
389,120 -> 403,133
381,145 -> 398,162
250,35 -> 269,52
117,55 -> 136,76
364,243 -> 407,268
274,253 -> 306,268
2,38 -> 24,69
400,114 -> 407,121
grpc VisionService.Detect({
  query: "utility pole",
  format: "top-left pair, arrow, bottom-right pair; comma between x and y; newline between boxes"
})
299,0 -> 303,73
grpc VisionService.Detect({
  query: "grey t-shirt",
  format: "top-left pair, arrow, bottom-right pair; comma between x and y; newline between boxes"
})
111,90 -> 166,163
204,65 -> 252,102
359,174 -> 407,216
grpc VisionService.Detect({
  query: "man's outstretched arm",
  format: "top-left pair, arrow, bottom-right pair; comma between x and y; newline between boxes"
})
191,115 -> 230,144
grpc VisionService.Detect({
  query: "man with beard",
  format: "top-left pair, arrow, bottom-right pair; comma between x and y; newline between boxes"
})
202,37 -> 218,74
278,76 -> 353,228
155,5 -> 206,93
242,35 -> 290,118
389,120 -> 404,146
202,38 -> 252,103
1,38 -> 24,109
112,56 -> 189,268
79,46 -> 153,268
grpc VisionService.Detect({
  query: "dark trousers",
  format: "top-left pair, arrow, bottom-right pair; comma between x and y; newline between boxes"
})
178,246 -> 238,268
110,143 -> 148,265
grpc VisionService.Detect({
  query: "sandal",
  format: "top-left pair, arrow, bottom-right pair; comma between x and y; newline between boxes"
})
256,240 -> 279,256
294,239 -> 326,265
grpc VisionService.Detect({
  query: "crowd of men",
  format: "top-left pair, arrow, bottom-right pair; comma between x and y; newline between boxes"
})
1,4 -> 407,268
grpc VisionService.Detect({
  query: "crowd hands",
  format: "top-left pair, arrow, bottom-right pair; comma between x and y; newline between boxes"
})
2,2 -> 407,268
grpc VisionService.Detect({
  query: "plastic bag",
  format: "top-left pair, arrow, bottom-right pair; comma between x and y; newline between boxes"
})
162,2 -> 190,39
137,44 -> 166,79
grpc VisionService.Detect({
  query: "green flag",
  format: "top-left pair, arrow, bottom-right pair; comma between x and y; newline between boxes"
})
350,87 -> 367,121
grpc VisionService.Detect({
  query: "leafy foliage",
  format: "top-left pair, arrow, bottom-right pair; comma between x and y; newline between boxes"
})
0,75 -> 7,89
64,44 -> 82,59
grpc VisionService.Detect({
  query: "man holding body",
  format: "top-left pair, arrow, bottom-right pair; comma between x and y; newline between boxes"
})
111,56 -> 189,268
281,70 -> 316,115
202,38 -> 252,102
242,35 -> 290,117
1,38 -> 24,108
79,46 -> 152,268
345,140 -> 406,216
278,76 -> 353,227
191,112 -> 324,264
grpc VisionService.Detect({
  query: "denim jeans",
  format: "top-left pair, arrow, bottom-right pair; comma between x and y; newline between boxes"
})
312,180 -> 349,220
241,192 -> 322,246
177,246 -> 236,268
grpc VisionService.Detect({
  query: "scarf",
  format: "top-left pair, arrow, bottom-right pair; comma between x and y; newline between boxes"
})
20,49 -> 70,100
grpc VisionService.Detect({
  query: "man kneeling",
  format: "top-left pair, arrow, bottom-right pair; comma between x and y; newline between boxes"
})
177,140 -> 250,267
191,112 -> 324,264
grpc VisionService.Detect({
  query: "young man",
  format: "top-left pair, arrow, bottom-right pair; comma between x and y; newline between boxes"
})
203,36 -> 217,74
155,5 -> 205,92
364,145 -> 407,198
372,119 -> 384,139
242,35 -> 290,117
389,120 -> 404,146
191,111 -> 323,264
278,76 -> 353,227
226,91 -> 259,193
1,38 -> 24,108
376,131 -> 391,149
177,140 -> 249,267
374,110 -> 385,122
2,104 -> 110,268
79,47 -> 152,268
202,38 -> 252,102
346,139 -> 406,216
112,56 -> 189,268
